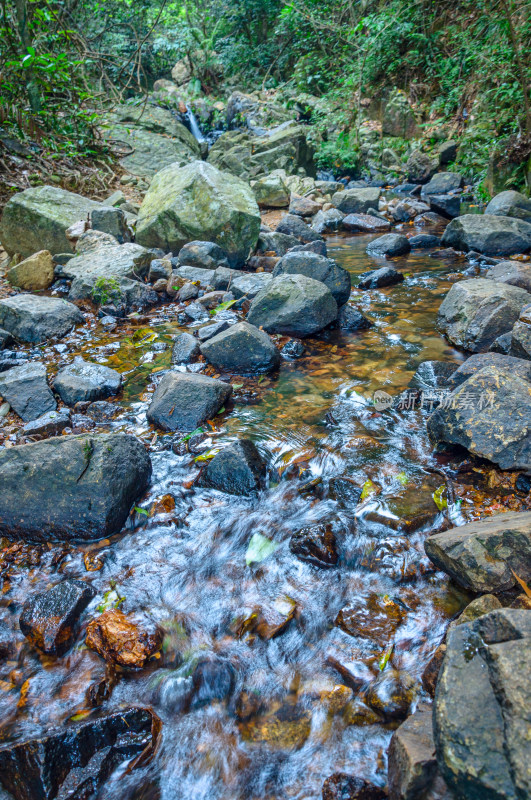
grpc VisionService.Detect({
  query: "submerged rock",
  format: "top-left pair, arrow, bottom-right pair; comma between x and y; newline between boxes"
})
0,433 -> 151,542
364,670 -> 417,721
437,278 -> 530,352
0,294 -> 84,343
273,251 -> 351,307
0,362 -> 56,421
424,510 -> 531,592
147,372 -> 232,431
136,160 -> 260,267
338,305 -> 373,331
86,609 -> 162,668
322,773 -> 386,800
289,524 -> 338,567
20,579 -> 96,656
197,439 -> 266,495
200,321 -> 279,375
358,267 -> 404,289
53,357 -> 122,406
247,274 -> 338,337
441,214 -> 531,255
0,706 -> 159,800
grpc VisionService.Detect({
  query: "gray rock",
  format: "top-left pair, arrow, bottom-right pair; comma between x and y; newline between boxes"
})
276,213 -> 324,243
197,320 -> 232,342
0,294 -> 83,343
447,353 -> 531,388
342,213 -> 390,233
200,321 -> 279,375
71,273 -> 158,312
177,281 -> 200,302
273,251 -> 351,306
256,231 -> 300,256
148,258 -> 172,282
391,199 -> 430,222
290,240 -> 327,257
409,234 -> 441,249
0,362 -> 56,421
358,267 -> 404,289
441,214 -> 531,255
437,141 -> 458,165
247,274 -> 338,337
178,240 -> 230,270
406,151 -> 437,184
0,185 -> 103,257
289,195 -> 321,217
75,229 -> 118,254
429,195 -> 461,219
174,266 -> 215,286
331,188 -> 381,215
211,266 -> 240,290
53,357 -> 122,406
0,433 -> 152,542
231,272 -> 273,299
147,372 -> 232,431
0,328 -> 13,349
63,242 -> 153,295
409,361 -> 457,391
511,316 -> 531,360
19,579 -> 96,656
489,331 -> 513,354
196,439 -> 266,495
338,305 -> 373,331
434,610 -> 531,800
90,206 -> 130,243
437,279 -> 530,352
485,190 -> 531,223
425,510 -> 531,592
367,234 -> 411,257
23,409 -> 71,438
427,365 -> 531,470
485,260 -> 531,293
421,172 -> 463,197
312,208 -> 345,234
171,332 -> 200,364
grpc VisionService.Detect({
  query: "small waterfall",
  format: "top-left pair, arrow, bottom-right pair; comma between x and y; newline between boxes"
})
185,104 -> 205,143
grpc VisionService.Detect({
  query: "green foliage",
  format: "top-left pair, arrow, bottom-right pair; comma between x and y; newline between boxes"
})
92,277 -> 122,306
315,136 -> 360,175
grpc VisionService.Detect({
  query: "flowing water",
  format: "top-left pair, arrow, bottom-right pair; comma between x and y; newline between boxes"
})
0,223 -> 522,799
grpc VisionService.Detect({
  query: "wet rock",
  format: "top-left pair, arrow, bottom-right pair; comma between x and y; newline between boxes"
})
7,249 -> 54,290
343,699 -> 384,727
485,189 -> 531,223
210,266 -> 239,290
427,365 -> 531,470
240,701 -> 311,749
312,208 -> 345,234
409,234 -> 441,249
197,438 -> 266,495
23,408 -> 71,437
327,651 -> 373,692
365,670 -> 417,721
289,523 -> 338,567
437,278 -> 530,352
358,267 -> 404,289
178,240 -> 230,270
191,656 -> 235,707
153,277 -> 169,293
485,259 -> 531,293
336,594 -> 405,647
257,231 -> 300,256
422,643 -> 446,697
85,400 -> 120,421
434,610 -> 531,800
19,579 -> 96,656
448,594 -> 502,634
0,350 -> 28,373
342,213 -> 390,233
247,274 -> 338,337
0,706 -> 158,800
0,294 -> 83,343
338,305 -> 373,331
329,476 -> 362,507
446,352 -> 531,388
53,357 -> 122,406
197,320 -> 232,342
90,206 -> 130,243
231,272 -> 273,299
253,174 -> 290,208
86,609 -> 162,668
240,596 -> 297,640
0,433 -> 152,542
182,301 -> 210,322
388,702 -> 450,800
0,184 -> 103,257
424,510 -> 531,592
409,360 -> 456,391
406,151 -> 437,184
200,321 -> 279,375
289,195 -> 321,217
0,362 -> 56,422
367,234 -> 411,258
322,773 -> 386,800
273,251 -> 351,307
276,213 -> 324,243
331,188 -> 381,215
441,214 -> 531,256
147,372 -> 232,431
197,290 -> 229,310
281,339 -> 305,359
136,161 -> 260,267
171,332 -> 200,364
429,195 -> 461,219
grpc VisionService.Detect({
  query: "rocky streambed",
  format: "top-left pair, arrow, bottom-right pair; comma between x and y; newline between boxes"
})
0,155 -> 530,800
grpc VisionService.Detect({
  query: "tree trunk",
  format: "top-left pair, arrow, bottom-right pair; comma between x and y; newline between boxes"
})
14,0 -> 41,113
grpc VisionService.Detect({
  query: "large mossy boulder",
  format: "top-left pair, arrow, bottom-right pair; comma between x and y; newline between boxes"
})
437,278 -> 530,352
441,214 -> 531,255
0,185 -> 102,257
0,433 -> 151,542
136,161 -> 260,267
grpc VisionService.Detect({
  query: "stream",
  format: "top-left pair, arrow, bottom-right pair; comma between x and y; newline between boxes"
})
0,220 -> 520,800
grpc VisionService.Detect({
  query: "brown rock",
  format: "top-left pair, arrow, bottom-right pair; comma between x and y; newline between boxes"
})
422,644 -> 446,697
290,523 -> 338,567
365,669 -> 417,721
322,772 -> 386,800
7,250 -> 54,290
86,609 -> 162,668
388,702 -> 448,800
336,594 -> 405,648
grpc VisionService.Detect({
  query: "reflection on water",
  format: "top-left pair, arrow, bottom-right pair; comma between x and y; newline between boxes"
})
0,225 -> 504,800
